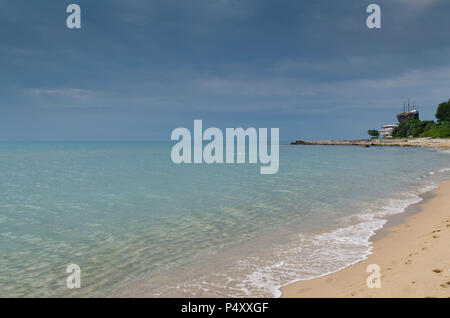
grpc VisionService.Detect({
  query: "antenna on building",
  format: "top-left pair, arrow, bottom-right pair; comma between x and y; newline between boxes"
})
408,98 -> 410,112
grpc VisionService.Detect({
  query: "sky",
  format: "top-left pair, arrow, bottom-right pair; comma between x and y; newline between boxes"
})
1,0 -> 450,141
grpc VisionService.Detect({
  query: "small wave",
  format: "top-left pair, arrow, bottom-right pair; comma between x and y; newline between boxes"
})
418,183 -> 439,194
436,149 -> 450,155
167,188 -> 427,298
239,189 -> 428,297
130,170 -> 450,298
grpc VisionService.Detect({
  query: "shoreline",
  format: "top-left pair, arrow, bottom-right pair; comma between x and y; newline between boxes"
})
290,138 -> 450,149
111,167 -> 450,298
281,180 -> 450,298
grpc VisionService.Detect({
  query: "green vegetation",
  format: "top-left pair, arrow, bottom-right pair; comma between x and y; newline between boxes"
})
391,99 -> 450,138
419,122 -> 450,138
368,129 -> 379,139
435,99 -> 450,123
392,120 -> 435,138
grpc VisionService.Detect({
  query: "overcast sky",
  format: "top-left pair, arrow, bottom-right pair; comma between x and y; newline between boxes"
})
1,0 -> 450,141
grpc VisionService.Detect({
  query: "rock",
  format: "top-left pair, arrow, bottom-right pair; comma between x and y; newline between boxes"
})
289,138 -> 450,149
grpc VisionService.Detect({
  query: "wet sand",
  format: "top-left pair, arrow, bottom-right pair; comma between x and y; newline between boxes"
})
282,181 -> 450,298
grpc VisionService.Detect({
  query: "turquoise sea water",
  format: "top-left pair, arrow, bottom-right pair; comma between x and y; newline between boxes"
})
0,142 -> 449,297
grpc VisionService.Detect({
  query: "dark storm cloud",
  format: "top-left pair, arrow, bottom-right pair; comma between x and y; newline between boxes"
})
0,0 -> 449,140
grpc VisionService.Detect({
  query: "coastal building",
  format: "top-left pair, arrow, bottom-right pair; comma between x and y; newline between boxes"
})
397,109 -> 419,124
379,124 -> 396,138
397,100 -> 419,124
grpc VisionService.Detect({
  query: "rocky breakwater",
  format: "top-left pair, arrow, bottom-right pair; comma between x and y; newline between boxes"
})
291,138 -> 450,149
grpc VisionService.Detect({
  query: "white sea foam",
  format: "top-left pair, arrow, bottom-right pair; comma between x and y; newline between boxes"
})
418,183 -> 439,193
4,143 -> 450,297
436,148 -> 450,155
166,187 -> 431,298
221,216 -> 387,297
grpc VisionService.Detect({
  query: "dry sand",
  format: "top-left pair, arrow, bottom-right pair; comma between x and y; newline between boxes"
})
281,181 -> 450,298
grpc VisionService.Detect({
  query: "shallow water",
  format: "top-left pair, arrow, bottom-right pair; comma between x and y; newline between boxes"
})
0,142 -> 449,297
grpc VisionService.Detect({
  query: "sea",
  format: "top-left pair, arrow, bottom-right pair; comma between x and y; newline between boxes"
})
0,142 -> 449,297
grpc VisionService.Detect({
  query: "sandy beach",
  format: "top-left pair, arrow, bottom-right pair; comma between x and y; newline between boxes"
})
282,180 -> 450,298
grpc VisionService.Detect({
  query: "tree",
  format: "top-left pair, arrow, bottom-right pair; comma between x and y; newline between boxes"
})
392,119 -> 420,138
436,99 -> 450,123
392,120 -> 437,138
368,129 -> 379,139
